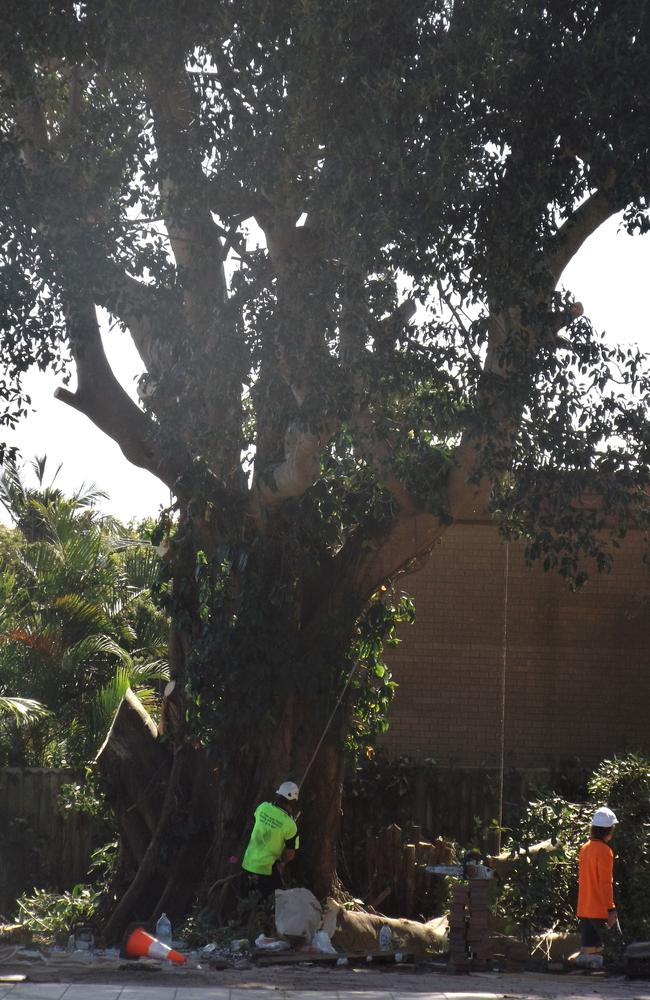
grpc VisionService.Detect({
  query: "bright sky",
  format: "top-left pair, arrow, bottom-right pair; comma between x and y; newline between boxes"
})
2,212 -> 649,524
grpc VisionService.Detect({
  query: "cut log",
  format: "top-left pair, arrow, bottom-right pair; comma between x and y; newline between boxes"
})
487,838 -> 560,879
323,898 -> 447,956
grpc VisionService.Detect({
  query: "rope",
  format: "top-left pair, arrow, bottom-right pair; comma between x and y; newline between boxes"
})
496,540 -> 510,854
299,659 -> 360,789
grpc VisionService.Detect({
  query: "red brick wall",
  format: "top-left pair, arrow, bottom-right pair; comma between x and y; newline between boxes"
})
381,521 -> 650,768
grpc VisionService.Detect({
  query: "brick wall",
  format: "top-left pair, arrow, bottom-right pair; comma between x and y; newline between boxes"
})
381,520 -> 650,768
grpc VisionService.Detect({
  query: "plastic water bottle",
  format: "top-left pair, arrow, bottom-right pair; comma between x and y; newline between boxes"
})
155,913 -> 172,945
379,925 -> 392,952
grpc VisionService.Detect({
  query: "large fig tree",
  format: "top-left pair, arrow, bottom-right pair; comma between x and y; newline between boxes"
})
1,0 -> 649,937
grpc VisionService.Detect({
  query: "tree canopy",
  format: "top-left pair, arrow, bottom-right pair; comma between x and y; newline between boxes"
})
1,0 -> 650,932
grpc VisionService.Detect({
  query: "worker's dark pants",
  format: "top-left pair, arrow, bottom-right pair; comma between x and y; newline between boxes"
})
580,917 -> 609,948
241,865 -> 284,899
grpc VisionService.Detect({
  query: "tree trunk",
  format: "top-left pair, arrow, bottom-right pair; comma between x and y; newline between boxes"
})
96,647 -> 348,940
95,690 -> 217,941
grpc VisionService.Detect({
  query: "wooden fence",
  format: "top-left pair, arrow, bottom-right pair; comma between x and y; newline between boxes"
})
365,823 -> 455,919
0,769 -> 103,919
0,764 -> 548,920
340,765 -> 550,904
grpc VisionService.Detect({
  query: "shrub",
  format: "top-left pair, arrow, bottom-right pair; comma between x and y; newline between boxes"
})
496,753 -> 650,951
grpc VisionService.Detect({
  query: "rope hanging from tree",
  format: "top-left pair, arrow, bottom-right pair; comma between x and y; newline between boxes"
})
496,540 -> 510,854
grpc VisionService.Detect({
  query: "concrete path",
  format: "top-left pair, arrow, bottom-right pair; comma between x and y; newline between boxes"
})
2,976 -> 650,1000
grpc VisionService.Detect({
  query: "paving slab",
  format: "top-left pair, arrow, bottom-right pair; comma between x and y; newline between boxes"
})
2,968 -> 650,999
59,990 -> 122,999
2,988 -> 70,999
393,994 -> 447,1000
112,989 -> 179,1000
171,991 -> 232,1000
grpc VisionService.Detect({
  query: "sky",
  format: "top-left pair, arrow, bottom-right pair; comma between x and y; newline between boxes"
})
1,212 -> 649,525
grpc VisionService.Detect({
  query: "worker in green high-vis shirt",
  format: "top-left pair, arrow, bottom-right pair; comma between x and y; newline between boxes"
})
241,781 -> 299,898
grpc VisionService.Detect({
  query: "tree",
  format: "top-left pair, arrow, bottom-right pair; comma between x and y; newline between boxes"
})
0,458 -> 168,766
1,1 -> 649,937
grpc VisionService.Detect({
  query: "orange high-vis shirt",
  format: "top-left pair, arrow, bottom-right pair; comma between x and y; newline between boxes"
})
577,839 -> 615,919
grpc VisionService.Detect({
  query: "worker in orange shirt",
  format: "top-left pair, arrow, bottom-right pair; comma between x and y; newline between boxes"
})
575,806 -> 619,970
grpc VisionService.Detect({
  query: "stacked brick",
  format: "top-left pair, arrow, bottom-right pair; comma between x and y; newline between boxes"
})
466,879 -> 496,970
448,879 -> 497,972
448,883 -> 470,971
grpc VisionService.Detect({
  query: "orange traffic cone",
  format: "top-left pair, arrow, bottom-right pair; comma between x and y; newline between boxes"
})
124,925 -> 187,965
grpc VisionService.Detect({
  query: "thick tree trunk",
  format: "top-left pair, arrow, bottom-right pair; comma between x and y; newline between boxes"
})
96,658 -> 347,939
297,737 -> 346,899
95,690 -> 216,941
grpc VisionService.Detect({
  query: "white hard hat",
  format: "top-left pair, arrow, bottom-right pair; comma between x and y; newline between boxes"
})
276,781 -> 299,801
592,806 -> 618,828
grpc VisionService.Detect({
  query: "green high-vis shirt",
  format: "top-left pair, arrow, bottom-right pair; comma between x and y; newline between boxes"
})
242,801 -> 298,876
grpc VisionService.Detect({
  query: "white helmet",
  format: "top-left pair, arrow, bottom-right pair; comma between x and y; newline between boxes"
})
592,806 -> 618,828
276,781 -> 299,801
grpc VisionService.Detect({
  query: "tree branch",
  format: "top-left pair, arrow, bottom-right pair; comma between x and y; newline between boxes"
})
351,409 -> 420,516
301,435 -> 487,640
0,43 -> 50,168
54,299 -> 188,493
544,185 -> 618,284
144,60 -> 250,480
144,63 -> 226,320
91,262 -> 181,378
251,419 -> 336,515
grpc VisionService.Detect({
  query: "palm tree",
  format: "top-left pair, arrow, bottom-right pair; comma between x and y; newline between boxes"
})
0,458 -> 168,766
0,696 -> 50,722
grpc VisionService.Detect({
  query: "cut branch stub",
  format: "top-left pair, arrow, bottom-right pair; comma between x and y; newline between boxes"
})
252,420 -> 326,512
95,688 -> 170,843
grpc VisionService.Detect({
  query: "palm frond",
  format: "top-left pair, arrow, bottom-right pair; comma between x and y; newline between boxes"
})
0,627 -> 61,658
29,455 -> 63,489
51,594 -> 110,632
90,668 -> 133,738
90,671 -> 160,740
0,695 -> 51,723
103,586 -> 149,622
122,546 -> 161,590
71,481 -> 110,510
0,456 -> 27,523
129,658 -> 169,682
20,541 -> 65,581
64,634 -> 132,669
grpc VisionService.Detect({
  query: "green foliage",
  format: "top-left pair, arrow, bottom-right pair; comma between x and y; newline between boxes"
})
0,695 -> 50,724
181,893 -> 273,948
0,459 -> 168,766
1,1 -> 649,593
496,754 -> 650,949
587,755 -> 650,947
15,884 -> 103,938
346,751 -> 439,824
13,834 -> 117,938
346,588 -> 415,757
2,3 -> 650,915
59,767 -> 113,821
12,775 -> 118,939
496,795 -> 589,945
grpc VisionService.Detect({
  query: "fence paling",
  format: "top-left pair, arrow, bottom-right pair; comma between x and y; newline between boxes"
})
0,768 -> 99,919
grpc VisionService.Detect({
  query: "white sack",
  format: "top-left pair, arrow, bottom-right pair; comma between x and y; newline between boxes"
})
274,887 -> 323,941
